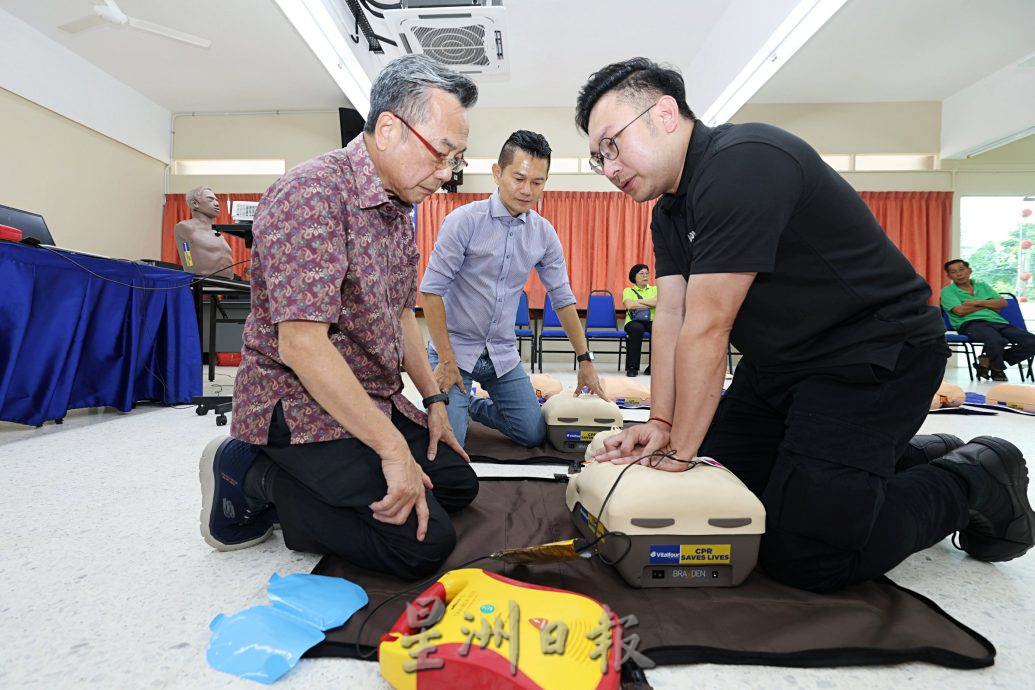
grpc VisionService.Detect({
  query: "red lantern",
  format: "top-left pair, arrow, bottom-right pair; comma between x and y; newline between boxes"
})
1021,272 -> 1033,281
1024,209 -> 1033,217
1022,240 -> 1034,249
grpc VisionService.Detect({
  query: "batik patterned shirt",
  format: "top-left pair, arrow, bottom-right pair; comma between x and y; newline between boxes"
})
231,136 -> 424,445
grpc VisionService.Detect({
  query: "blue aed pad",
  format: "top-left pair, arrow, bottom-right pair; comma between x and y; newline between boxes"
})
207,606 -> 325,684
267,572 -> 368,630
207,573 -> 368,683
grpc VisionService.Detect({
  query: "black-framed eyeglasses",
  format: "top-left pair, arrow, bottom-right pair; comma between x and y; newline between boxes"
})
588,103 -> 656,175
392,112 -> 467,174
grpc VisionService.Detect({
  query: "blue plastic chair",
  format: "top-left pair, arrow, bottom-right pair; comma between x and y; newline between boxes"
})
942,308 -> 978,381
999,292 -> 1034,381
514,291 -> 537,369
537,294 -> 574,371
585,290 -> 629,370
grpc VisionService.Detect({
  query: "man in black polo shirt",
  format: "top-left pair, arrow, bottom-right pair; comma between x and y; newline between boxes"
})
578,57 -> 1034,592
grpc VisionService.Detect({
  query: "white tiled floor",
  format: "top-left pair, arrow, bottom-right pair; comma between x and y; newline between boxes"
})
1,360 -> 1033,689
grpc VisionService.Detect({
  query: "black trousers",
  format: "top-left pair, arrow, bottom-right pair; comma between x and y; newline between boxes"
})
698,340 -> 970,592
959,320 -> 1035,371
624,319 -> 652,371
260,405 -> 479,579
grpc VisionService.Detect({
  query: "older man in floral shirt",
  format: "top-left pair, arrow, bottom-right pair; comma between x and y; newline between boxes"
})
199,56 -> 480,579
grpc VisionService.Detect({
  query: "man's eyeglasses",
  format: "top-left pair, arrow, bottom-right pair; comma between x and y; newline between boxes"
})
588,104 -> 656,175
393,113 -> 467,174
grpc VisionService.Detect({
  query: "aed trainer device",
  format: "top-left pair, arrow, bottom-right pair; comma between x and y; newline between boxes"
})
566,460 -> 765,588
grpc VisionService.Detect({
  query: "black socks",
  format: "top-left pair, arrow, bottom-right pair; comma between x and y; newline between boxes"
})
243,454 -> 278,505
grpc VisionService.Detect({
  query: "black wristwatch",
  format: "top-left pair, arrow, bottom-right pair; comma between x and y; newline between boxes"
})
422,392 -> 450,408
576,351 -> 595,363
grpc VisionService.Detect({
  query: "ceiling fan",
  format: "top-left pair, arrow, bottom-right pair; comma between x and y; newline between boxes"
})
59,0 -> 212,49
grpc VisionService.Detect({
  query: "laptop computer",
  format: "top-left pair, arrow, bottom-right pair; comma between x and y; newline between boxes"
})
0,203 -> 56,245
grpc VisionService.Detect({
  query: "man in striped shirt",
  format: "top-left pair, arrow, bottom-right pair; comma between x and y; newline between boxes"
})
421,130 -> 606,448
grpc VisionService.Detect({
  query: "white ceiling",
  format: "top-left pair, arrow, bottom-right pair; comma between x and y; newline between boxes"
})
0,0 -> 344,112
2,0 -> 1031,113
754,0 -> 1035,103
2,0 -> 1032,162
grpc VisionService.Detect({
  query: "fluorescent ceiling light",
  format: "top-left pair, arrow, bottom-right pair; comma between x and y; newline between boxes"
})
702,0 -> 848,126
548,158 -> 581,174
464,157 -> 584,174
964,126 -> 1035,158
819,154 -> 851,171
274,0 -> 372,116
854,154 -> 936,172
173,159 -> 286,175
464,159 -> 495,175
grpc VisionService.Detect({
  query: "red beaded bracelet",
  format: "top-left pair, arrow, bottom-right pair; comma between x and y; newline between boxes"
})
647,416 -> 672,427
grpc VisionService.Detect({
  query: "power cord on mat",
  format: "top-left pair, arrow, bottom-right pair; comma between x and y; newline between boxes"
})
590,450 -> 709,567
353,554 -> 493,660
350,452 -> 705,660
22,240 -> 250,291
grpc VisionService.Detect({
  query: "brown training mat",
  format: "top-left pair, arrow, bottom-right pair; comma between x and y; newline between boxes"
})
308,479 -> 994,669
465,420 -> 635,464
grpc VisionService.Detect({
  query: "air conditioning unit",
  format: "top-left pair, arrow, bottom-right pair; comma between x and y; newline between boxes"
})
383,2 -> 507,76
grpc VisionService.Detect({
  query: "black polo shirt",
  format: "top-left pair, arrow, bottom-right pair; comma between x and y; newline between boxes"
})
651,121 -> 943,372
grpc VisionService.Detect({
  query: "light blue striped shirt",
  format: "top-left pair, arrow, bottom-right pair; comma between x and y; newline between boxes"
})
420,190 -> 577,376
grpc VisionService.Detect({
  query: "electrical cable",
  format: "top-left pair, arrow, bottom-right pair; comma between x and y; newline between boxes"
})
371,32 -> 398,46
353,553 -> 493,660
589,450 -> 707,566
358,0 -> 385,20
13,241 -> 249,409
347,0 -> 398,47
25,242 -> 250,291
350,453 -> 705,660
363,0 -> 402,10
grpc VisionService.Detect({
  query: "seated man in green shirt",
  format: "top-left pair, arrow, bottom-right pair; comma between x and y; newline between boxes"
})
940,259 -> 1035,381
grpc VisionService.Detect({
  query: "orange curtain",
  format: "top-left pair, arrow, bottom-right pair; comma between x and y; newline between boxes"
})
182,190 -> 951,308
414,191 -> 656,308
537,192 -> 657,308
161,193 -> 263,273
860,192 -> 953,303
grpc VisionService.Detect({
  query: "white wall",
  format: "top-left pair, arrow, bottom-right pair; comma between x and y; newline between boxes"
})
0,88 -> 166,258
169,111 -> 342,194
0,8 -> 170,163
166,100 -> 1035,251
733,101 -> 1035,251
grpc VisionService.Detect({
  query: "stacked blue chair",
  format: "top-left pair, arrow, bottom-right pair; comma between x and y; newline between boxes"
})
514,290 -> 537,370
585,290 -> 629,371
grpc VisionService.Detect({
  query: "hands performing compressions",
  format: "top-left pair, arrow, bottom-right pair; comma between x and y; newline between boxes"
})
590,419 -> 692,472
574,361 -> 609,401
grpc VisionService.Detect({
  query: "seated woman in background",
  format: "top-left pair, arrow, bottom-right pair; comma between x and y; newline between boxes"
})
622,263 -> 657,377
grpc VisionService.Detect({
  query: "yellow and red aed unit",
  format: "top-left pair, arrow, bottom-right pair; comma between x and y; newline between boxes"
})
379,568 -> 623,690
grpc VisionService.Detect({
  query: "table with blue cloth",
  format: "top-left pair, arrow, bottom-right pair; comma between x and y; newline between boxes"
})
0,241 -> 202,426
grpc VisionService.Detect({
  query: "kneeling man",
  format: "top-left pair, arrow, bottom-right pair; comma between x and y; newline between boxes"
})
421,130 -> 606,448
199,56 -> 479,579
